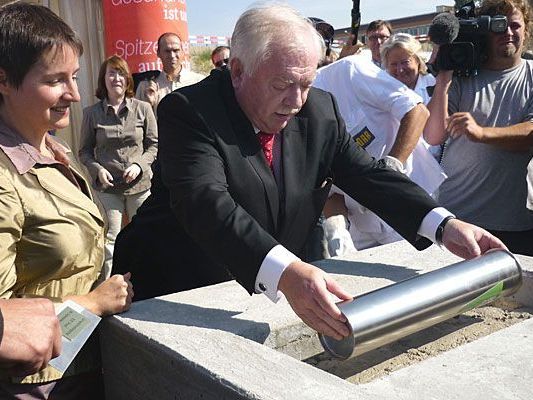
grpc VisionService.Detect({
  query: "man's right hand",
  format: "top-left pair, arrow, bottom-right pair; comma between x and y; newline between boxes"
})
0,298 -> 62,376
339,34 -> 363,59
278,261 -> 352,339
145,81 -> 158,108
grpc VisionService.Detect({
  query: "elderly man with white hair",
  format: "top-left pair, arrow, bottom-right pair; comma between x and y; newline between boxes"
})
114,3 -> 506,339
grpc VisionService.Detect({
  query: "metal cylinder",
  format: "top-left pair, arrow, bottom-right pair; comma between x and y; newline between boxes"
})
319,249 -> 523,360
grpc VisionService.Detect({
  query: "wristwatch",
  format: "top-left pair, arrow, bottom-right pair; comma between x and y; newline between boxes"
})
435,215 -> 456,246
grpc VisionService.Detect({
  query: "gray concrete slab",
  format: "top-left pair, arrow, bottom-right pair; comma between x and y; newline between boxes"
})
100,242 -> 533,400
360,318 -> 533,400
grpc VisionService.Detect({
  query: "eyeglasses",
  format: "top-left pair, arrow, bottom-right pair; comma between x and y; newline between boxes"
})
367,34 -> 390,42
214,58 -> 229,68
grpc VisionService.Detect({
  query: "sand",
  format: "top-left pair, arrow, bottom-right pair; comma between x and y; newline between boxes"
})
305,301 -> 532,384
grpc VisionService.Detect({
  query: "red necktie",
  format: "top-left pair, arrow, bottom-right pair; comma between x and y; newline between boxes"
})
258,131 -> 275,169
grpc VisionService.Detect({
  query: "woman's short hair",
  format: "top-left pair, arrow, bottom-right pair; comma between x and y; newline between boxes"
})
0,3 -> 83,90
230,4 -> 325,76
380,33 -> 428,75
95,55 -> 135,100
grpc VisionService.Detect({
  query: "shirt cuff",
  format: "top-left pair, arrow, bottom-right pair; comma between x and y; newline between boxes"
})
255,245 -> 300,303
418,207 -> 455,243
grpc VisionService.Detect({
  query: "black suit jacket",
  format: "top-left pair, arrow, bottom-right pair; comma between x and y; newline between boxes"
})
140,68 -> 436,294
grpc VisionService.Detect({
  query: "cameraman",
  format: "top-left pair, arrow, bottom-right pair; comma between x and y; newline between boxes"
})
426,0 -> 533,256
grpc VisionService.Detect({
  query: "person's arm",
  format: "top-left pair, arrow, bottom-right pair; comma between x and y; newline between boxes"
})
322,193 -> 356,257
78,106 -> 112,188
424,70 -> 454,145
417,208 -> 507,258
0,174 -> 61,376
323,192 -> 348,217
0,298 -> 61,376
64,272 -> 133,317
135,80 -> 158,109
137,101 -> 158,171
338,34 -> 363,59
123,101 -> 158,184
441,218 -> 507,258
157,91 -> 352,339
278,260 -> 352,340
446,114 -> 533,151
388,102 -> 429,164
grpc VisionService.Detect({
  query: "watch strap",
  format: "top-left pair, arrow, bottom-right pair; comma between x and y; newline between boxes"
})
436,215 -> 456,246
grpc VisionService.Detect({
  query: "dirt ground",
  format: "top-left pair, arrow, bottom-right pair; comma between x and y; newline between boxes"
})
305,300 -> 532,384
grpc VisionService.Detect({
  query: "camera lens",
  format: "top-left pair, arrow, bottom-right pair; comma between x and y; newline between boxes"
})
490,16 -> 508,33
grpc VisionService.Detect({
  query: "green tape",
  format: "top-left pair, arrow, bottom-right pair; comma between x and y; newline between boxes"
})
460,281 -> 504,313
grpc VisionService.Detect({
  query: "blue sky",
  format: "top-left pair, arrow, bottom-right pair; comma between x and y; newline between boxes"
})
186,1 -> 455,37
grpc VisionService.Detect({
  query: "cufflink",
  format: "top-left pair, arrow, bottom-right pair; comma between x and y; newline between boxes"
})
258,283 -> 267,292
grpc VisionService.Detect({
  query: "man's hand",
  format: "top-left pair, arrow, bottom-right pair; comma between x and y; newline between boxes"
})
442,218 -> 507,259
446,112 -> 485,142
278,261 -> 352,339
339,34 -> 363,59
145,81 -> 158,108
0,298 -> 62,376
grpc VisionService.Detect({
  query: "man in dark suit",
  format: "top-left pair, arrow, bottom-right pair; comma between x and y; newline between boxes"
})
114,4 -> 505,340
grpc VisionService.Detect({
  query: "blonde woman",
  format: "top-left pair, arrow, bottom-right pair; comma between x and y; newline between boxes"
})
381,33 -> 436,103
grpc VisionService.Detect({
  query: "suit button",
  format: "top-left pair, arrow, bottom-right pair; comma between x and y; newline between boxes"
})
258,283 -> 267,292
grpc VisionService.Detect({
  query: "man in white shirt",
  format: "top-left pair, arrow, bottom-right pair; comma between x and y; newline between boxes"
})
314,56 -> 446,252
366,20 -> 392,68
135,32 -> 204,113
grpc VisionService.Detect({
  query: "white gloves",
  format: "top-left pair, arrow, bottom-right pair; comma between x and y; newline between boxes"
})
323,215 -> 357,258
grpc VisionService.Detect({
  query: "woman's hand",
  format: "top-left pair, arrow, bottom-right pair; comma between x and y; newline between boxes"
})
97,168 -> 114,189
123,164 -> 141,184
67,273 -> 133,317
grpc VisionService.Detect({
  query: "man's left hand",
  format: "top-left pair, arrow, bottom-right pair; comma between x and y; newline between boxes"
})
446,112 -> 485,142
442,218 -> 507,259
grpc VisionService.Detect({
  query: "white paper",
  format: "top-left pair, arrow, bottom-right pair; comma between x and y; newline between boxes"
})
48,300 -> 101,373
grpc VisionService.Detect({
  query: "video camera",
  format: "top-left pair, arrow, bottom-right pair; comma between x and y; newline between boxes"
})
431,1 -> 507,76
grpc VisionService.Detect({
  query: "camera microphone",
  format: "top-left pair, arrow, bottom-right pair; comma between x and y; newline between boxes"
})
428,12 -> 460,45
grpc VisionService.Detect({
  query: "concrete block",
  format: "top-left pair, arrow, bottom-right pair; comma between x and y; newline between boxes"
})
100,242 -> 533,400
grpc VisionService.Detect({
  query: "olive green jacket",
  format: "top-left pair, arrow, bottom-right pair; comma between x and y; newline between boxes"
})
0,121 -> 105,384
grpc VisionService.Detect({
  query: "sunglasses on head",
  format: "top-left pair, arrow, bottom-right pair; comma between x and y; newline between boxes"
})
215,58 -> 229,68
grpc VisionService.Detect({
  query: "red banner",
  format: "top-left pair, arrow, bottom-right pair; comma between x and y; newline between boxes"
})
102,0 -> 189,73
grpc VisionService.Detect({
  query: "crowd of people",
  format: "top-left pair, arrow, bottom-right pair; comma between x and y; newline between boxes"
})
0,0 -> 531,398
